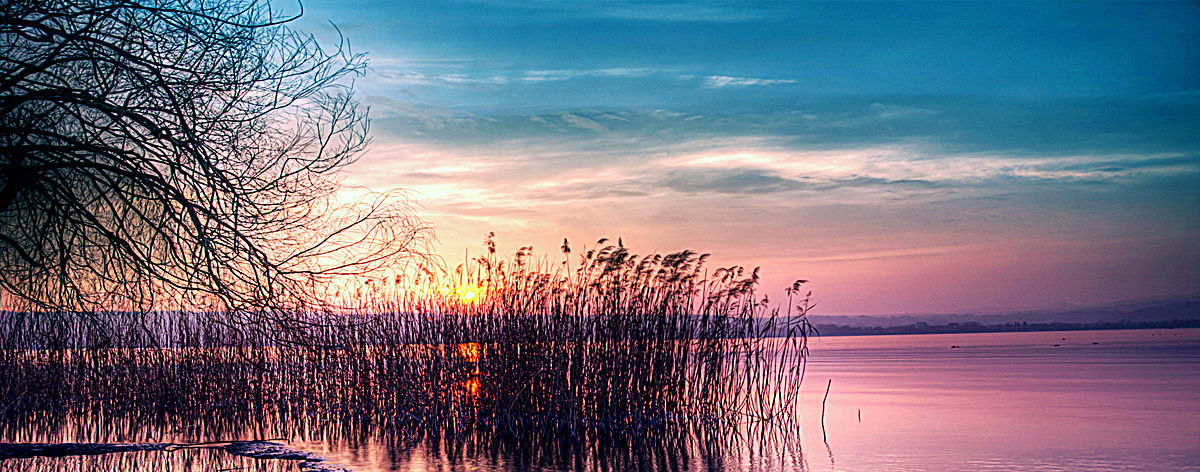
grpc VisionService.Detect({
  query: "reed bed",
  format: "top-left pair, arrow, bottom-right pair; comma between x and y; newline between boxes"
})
0,239 -> 814,444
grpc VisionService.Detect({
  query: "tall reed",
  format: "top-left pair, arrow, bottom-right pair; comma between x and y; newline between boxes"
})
0,238 -> 814,443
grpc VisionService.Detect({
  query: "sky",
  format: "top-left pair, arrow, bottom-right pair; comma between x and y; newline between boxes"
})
296,1 -> 1199,315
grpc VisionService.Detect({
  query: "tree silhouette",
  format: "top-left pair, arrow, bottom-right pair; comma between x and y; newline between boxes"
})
0,0 -> 426,314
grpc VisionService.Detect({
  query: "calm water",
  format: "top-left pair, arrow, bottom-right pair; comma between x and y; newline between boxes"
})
3,328 -> 1198,471
791,328 -> 1200,472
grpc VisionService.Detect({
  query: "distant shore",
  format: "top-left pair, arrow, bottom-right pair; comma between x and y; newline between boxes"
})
810,319 -> 1200,337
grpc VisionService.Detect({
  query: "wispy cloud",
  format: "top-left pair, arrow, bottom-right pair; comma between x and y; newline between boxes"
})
702,76 -> 796,88
372,70 -> 508,87
664,144 -> 1200,188
557,113 -> 608,132
660,167 -> 805,194
521,68 -> 661,83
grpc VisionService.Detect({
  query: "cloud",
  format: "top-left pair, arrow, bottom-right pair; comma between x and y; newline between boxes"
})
702,76 -> 797,88
521,68 -> 661,83
661,168 -> 806,194
372,69 -> 508,87
354,94 -> 1200,223
371,64 -> 674,91
363,86 -> 1200,164
867,103 -> 940,120
558,113 -> 608,132
364,100 -> 1200,205
668,144 -> 1200,190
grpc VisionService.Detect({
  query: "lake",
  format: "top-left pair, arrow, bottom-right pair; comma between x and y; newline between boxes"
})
2,328 -> 1198,471
789,328 -> 1200,472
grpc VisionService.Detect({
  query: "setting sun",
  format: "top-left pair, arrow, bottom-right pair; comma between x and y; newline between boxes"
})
450,283 -> 486,304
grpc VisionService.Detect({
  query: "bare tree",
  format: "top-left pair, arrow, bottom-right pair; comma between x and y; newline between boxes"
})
0,0 -> 427,315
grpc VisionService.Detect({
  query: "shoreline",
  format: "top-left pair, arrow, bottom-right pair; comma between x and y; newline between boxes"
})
808,319 -> 1200,337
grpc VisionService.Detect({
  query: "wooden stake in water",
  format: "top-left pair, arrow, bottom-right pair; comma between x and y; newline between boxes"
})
822,379 -> 832,442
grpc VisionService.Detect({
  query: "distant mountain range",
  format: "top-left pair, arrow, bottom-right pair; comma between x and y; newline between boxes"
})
807,293 -> 1200,330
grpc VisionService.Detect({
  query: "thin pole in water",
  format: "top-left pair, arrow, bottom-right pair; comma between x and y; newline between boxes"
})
821,378 -> 832,442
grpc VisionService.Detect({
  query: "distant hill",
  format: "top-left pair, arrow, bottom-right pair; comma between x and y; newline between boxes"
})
807,293 -> 1200,329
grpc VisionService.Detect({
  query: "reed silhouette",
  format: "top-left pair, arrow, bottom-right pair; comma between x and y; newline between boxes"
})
1,238 -> 814,453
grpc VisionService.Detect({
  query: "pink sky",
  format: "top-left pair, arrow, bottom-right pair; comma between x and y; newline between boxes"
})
341,137 -> 1198,315
304,1 -> 1200,315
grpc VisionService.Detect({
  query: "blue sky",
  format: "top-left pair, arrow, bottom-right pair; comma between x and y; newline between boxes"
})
298,1 -> 1199,314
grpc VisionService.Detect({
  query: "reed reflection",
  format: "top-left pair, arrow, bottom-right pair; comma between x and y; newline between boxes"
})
0,402 -> 807,472
1,240 -> 815,471
0,449 -> 298,472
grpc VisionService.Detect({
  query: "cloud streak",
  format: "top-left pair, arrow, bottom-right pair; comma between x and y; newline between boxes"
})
702,76 -> 797,88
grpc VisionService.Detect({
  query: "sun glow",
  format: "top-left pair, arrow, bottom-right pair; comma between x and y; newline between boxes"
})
452,284 -> 484,304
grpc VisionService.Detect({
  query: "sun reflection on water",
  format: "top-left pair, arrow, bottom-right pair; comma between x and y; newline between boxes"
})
461,378 -> 481,397
457,342 -> 481,363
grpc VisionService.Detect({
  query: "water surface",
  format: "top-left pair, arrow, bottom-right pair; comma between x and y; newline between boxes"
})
3,328 -> 1198,471
793,328 -> 1200,472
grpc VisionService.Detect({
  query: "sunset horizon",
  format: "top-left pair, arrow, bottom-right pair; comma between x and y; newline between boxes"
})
1,2 -> 1197,471
296,1 -> 1199,316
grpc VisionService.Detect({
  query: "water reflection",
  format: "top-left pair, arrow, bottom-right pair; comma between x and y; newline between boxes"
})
0,374 -> 806,472
0,408 -> 803,472
0,448 -> 299,472
457,343 -> 481,364
2,329 -> 1198,471
795,328 -> 1200,472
